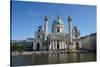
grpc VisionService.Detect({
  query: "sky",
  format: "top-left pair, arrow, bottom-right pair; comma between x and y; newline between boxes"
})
11,0 -> 96,40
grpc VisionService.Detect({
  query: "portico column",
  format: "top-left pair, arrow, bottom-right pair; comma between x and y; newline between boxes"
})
53,40 -> 54,50
62,40 -> 63,49
55,40 -> 57,49
54,40 -> 56,49
59,40 -> 61,49
51,40 -> 53,50
61,40 -> 62,49
49,41 -> 51,50
64,40 -> 66,49
62,40 -> 64,49
53,40 -> 55,49
63,40 -> 65,49
49,40 -> 51,50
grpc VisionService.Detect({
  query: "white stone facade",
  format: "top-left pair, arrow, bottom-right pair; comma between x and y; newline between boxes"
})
33,16 -> 81,51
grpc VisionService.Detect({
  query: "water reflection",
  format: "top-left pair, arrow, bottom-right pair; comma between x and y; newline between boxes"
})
11,52 -> 96,66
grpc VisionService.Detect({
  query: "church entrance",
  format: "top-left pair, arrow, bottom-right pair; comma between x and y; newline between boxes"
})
57,44 -> 59,49
76,42 -> 79,50
36,43 -> 40,51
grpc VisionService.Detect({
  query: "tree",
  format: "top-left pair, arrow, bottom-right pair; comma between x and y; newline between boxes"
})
11,43 -> 26,55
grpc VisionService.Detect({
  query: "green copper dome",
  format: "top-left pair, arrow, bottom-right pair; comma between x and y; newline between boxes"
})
53,19 -> 64,25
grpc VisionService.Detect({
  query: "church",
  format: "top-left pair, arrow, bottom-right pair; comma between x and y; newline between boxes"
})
33,16 -> 82,51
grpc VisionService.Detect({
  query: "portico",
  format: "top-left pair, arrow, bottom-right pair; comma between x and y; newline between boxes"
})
49,39 -> 67,50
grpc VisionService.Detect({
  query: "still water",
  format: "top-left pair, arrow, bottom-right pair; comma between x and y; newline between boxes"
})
11,52 -> 96,66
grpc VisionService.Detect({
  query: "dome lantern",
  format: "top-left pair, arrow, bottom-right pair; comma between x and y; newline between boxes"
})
57,16 -> 60,19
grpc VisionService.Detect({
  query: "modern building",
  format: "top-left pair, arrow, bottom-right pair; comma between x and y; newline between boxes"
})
11,38 -> 34,51
33,16 -> 82,51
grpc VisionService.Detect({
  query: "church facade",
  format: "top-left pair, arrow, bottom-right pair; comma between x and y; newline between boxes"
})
33,16 -> 82,51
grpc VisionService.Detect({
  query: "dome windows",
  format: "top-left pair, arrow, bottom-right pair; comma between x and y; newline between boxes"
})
57,22 -> 60,24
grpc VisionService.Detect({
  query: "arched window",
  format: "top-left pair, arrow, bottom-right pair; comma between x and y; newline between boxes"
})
75,29 -> 77,32
38,29 -> 40,32
76,42 -> 79,50
37,35 -> 40,38
36,43 -> 40,51
57,28 -> 60,32
75,35 -> 78,38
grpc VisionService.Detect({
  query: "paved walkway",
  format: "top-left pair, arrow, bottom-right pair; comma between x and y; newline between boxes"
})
11,50 -> 88,56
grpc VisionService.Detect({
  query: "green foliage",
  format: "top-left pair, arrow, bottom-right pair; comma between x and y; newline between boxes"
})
11,43 -> 26,54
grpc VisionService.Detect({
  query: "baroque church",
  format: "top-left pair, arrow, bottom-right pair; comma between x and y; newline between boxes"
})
33,16 -> 81,51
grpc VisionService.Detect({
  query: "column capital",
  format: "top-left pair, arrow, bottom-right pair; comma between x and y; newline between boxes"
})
68,16 -> 72,22
44,16 -> 48,21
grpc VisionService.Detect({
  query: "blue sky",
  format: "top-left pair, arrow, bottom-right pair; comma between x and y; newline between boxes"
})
11,1 -> 96,40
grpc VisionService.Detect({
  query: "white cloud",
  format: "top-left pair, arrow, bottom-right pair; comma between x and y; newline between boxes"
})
27,11 -> 39,17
